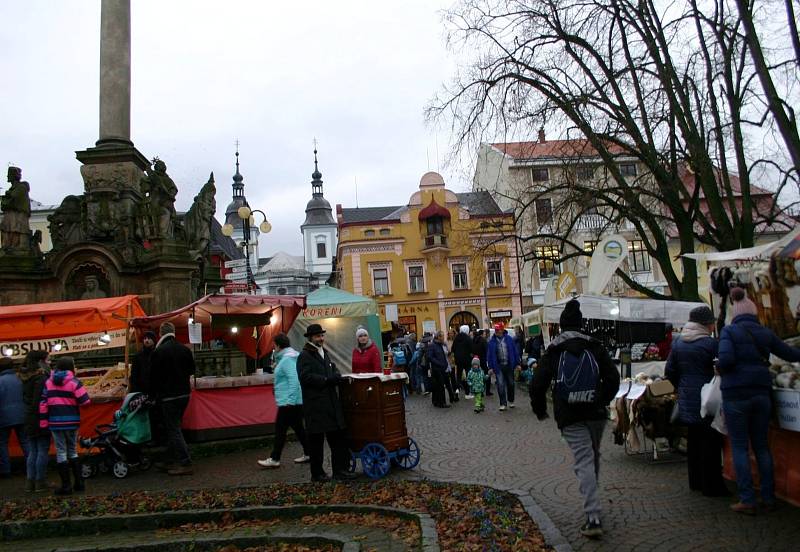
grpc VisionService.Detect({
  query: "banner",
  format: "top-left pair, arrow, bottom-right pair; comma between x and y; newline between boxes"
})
0,329 -> 127,360
555,271 -> 577,301
586,234 -> 628,295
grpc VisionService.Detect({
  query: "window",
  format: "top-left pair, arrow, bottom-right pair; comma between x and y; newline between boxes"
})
364,229 -> 375,238
426,216 -> 444,236
487,261 -> 503,287
373,268 -> 389,295
629,240 -> 651,272
620,163 -> 637,177
408,266 -> 425,292
452,263 -> 468,289
535,245 -> 560,279
584,240 -> 598,268
379,228 -> 390,236
316,242 -> 326,258
531,167 -> 549,182
535,198 -> 553,225
577,166 -> 595,181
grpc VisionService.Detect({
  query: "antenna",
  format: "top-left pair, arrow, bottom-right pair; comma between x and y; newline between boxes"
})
426,148 -> 430,171
355,176 -> 359,208
435,135 -> 440,173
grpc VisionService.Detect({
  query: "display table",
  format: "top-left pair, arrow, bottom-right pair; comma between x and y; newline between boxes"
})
182,384 -> 277,442
723,424 -> 800,507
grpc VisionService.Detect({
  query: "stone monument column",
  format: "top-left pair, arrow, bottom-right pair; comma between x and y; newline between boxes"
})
98,0 -> 132,147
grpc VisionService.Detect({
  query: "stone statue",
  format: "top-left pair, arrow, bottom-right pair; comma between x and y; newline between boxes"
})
0,167 -> 32,252
48,195 -> 85,250
141,158 -> 178,238
184,172 -> 216,259
80,275 -> 107,299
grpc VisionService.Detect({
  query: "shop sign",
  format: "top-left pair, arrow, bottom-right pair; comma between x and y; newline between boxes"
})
774,389 -> 800,432
0,329 -> 128,360
489,310 -> 512,318
380,304 -> 433,316
224,259 -> 248,268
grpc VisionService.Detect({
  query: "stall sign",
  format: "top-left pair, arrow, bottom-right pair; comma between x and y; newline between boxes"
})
774,388 -> 800,432
490,310 -> 513,318
0,329 -> 127,360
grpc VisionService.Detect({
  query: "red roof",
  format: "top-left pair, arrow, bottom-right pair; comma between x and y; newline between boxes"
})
418,198 -> 451,220
492,139 -> 628,160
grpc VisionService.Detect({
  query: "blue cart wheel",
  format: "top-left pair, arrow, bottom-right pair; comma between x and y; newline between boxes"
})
347,451 -> 357,473
391,438 -> 420,470
360,443 -> 390,480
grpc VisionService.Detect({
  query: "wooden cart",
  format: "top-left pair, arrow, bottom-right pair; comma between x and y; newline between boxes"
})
338,373 -> 420,479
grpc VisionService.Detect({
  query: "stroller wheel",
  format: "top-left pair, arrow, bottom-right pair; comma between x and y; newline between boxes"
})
112,461 -> 129,479
80,462 -> 96,479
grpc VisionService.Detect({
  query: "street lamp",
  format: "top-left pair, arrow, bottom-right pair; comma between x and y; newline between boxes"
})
221,205 -> 272,293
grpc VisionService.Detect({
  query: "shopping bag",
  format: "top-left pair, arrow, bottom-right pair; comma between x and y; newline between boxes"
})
700,375 -> 722,418
711,405 -> 727,435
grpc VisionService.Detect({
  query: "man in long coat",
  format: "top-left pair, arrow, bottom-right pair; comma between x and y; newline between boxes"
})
296,323 -> 356,482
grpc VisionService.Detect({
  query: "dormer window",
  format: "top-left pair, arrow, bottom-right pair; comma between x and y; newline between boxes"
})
364,229 -> 375,238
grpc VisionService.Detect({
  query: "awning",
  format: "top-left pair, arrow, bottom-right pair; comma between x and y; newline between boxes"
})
418,198 -> 451,220
681,227 -> 800,262
542,294 -> 706,325
298,285 -> 377,319
0,295 -> 145,342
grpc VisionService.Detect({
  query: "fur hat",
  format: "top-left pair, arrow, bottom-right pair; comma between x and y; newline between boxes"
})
688,305 -> 715,326
730,287 -> 758,318
559,299 -> 583,330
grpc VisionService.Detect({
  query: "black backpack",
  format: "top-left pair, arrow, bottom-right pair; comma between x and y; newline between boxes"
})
554,348 -> 600,405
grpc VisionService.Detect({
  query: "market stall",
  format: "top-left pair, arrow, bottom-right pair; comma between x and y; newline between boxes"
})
131,293 -> 305,441
288,285 -> 383,373
0,295 -> 146,457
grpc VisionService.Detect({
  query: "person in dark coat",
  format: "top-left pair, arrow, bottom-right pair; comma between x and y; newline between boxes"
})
20,351 -> 51,492
530,299 -> 619,538
296,323 -> 356,482
426,330 -> 455,408
452,325 -> 474,397
149,322 -> 195,476
129,331 -> 156,394
0,357 -> 28,480
718,288 -> 800,514
487,323 -> 521,410
472,329 -> 491,395
664,306 -> 728,497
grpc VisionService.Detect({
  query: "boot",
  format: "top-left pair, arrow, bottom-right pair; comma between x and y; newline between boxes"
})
34,479 -> 50,493
54,463 -> 72,496
69,459 -> 85,492
25,479 -> 35,493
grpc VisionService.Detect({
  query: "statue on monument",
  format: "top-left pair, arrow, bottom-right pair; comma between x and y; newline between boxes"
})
184,172 -> 216,260
0,166 -> 32,253
141,158 -> 178,238
80,275 -> 107,300
48,195 -> 85,250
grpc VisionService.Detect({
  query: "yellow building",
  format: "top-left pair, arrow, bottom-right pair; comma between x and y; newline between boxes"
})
335,172 -> 523,336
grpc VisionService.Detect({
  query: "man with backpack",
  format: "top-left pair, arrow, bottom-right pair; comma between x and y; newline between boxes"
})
530,299 -> 619,539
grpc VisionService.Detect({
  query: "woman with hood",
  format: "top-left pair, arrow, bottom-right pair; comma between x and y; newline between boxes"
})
665,306 -> 728,497
258,333 -> 311,468
351,327 -> 381,374
39,356 -> 90,495
20,351 -> 51,492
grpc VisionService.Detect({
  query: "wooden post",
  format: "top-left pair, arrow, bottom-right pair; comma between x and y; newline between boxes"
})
124,302 -> 132,382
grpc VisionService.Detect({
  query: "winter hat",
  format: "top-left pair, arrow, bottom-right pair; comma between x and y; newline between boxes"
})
559,299 -> 583,330
527,357 -> 538,367
356,327 -> 369,338
471,356 -> 481,367
460,324 -> 470,334
143,331 -> 157,341
688,305 -> 715,326
730,287 -> 758,318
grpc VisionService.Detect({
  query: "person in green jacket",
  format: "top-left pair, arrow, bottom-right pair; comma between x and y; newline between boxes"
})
258,333 -> 311,468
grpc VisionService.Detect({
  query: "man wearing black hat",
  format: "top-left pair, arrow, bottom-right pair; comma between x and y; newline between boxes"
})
531,299 -> 619,539
296,323 -> 356,482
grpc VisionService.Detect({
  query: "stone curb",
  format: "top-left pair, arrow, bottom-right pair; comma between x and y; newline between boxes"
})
57,533 -> 355,552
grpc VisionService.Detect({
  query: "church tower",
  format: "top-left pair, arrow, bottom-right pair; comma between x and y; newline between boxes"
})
224,149 -> 259,277
301,148 -> 337,282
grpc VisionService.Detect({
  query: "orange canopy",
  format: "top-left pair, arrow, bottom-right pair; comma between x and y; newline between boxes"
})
0,295 -> 145,341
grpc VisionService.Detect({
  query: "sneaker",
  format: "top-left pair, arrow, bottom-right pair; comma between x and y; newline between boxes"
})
474,408 -> 481,413
508,402 -> 515,408
580,519 -> 603,538
465,394 -> 474,399
423,391 -> 431,396
293,455 -> 311,464
257,458 -> 280,468
730,502 -> 756,515
499,405 -> 507,411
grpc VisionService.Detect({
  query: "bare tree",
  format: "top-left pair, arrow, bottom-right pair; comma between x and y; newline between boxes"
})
429,0 -> 799,301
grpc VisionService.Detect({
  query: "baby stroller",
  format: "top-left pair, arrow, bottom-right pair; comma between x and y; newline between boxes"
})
79,392 -> 154,479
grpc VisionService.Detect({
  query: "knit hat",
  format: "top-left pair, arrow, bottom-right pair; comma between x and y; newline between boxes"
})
143,331 -> 157,341
471,356 -> 481,367
688,305 -> 715,326
356,327 -> 369,338
560,299 -> 583,330
730,287 -> 758,318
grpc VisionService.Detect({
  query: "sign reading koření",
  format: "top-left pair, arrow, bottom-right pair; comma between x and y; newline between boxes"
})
0,329 -> 127,360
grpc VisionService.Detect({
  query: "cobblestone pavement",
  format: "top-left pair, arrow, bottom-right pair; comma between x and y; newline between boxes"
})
2,393 -> 799,551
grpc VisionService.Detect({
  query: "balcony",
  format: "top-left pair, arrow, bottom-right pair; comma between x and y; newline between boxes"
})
422,233 -> 448,250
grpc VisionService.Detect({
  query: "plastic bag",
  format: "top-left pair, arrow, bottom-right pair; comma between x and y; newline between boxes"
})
711,406 -> 727,435
700,375 -> 722,418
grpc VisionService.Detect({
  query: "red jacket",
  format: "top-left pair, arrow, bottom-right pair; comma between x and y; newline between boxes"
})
351,342 -> 382,374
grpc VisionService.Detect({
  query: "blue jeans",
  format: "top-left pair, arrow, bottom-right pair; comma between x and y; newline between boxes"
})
26,435 -> 51,480
723,394 -> 774,505
52,430 -> 78,463
495,365 -> 515,406
0,424 -> 29,475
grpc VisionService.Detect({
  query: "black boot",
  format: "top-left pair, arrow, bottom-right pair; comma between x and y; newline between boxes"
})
69,459 -> 85,492
54,462 -> 72,496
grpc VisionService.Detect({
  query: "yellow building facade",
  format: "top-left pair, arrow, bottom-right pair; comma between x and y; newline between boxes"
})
335,172 -> 523,336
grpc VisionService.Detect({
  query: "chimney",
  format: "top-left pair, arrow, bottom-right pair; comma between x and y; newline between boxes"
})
538,128 -> 546,143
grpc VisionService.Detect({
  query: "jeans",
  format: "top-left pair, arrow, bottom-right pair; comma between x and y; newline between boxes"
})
26,435 -> 50,480
52,430 -> 78,463
562,420 -> 606,521
307,429 -> 350,477
0,424 -> 29,475
161,396 -> 191,466
271,405 -> 309,461
724,394 -> 774,505
495,365 -> 515,406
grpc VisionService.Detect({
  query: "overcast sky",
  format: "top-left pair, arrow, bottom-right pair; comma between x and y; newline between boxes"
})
0,0 -> 463,257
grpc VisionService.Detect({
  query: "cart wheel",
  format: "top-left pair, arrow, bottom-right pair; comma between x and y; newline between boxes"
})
138,456 -> 152,471
80,461 -> 96,479
112,461 -> 129,479
360,443 -> 390,480
391,438 -> 420,470
347,452 -> 357,473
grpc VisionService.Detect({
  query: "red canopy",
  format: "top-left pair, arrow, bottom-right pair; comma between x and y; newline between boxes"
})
0,295 -> 145,341
131,294 -> 306,359
418,198 -> 451,220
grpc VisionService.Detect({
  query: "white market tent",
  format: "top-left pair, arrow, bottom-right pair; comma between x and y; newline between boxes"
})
681,227 -> 800,263
542,294 -> 706,326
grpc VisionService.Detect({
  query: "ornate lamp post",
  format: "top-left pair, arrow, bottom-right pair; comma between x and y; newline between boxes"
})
221,206 -> 271,293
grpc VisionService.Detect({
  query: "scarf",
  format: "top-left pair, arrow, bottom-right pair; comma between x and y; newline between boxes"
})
679,321 -> 711,343
309,340 -> 325,359
358,338 -> 374,351
156,333 -> 175,349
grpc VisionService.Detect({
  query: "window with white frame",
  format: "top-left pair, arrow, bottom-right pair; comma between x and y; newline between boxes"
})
531,167 -> 549,182
372,268 -> 389,295
408,265 -> 425,292
315,236 -> 327,258
628,240 -> 651,272
487,260 -> 504,287
535,245 -> 560,279
620,163 -> 637,177
452,263 -> 468,290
